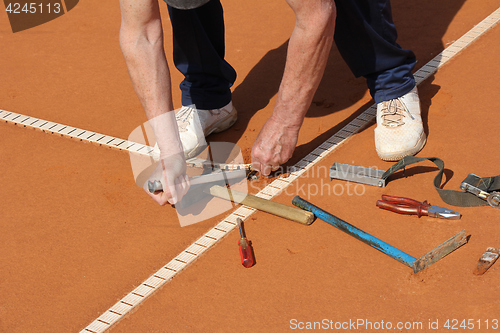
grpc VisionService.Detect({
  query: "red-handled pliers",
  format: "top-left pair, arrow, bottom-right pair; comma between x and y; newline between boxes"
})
376,195 -> 461,220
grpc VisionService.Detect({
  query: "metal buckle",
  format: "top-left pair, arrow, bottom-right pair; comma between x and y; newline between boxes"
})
460,173 -> 500,209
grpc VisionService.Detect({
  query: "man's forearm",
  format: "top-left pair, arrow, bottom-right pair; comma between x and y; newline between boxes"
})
120,21 -> 173,118
272,1 -> 335,128
119,20 -> 183,157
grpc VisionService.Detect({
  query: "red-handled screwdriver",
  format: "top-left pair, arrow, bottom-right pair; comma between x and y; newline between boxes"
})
237,218 -> 255,268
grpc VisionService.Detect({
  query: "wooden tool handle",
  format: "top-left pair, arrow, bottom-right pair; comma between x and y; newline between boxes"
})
208,185 -> 314,225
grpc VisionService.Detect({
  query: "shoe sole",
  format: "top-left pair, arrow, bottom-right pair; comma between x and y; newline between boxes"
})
376,132 -> 427,161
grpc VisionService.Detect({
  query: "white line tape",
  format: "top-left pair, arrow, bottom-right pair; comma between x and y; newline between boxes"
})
1,7 -> 498,333
0,110 -> 155,158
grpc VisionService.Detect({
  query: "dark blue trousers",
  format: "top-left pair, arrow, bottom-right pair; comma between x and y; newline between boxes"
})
166,0 -> 416,108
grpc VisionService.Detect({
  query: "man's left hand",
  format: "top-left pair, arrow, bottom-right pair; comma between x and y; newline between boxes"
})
251,116 -> 300,176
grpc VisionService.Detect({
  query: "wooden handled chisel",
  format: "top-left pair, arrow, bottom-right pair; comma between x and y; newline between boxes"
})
148,180 -> 314,225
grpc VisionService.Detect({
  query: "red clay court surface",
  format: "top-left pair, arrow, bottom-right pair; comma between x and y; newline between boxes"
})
1,1 -> 500,332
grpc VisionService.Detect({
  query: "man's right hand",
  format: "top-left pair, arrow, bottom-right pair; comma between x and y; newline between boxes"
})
144,153 -> 190,205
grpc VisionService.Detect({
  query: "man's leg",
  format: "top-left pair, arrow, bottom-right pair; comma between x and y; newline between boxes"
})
168,0 -> 236,109
334,0 -> 425,161
166,0 -> 238,158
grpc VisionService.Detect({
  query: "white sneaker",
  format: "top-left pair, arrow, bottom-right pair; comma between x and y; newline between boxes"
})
176,101 -> 238,158
374,87 -> 426,161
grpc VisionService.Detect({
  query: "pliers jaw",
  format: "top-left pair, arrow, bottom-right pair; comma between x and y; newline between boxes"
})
428,206 -> 462,220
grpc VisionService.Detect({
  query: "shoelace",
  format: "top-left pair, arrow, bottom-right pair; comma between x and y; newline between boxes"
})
176,106 -> 194,132
380,98 -> 414,127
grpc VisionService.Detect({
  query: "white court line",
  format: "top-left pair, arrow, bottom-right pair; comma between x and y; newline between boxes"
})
2,7 -> 499,333
0,111 -> 157,156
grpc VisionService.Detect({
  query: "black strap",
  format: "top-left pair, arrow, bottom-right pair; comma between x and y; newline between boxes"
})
462,173 -> 500,193
380,156 -> 500,207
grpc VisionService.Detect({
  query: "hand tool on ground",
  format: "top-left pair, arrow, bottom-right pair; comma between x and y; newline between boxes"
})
148,168 -> 245,192
473,247 -> 500,275
376,195 -> 461,219
184,157 -> 255,175
292,196 -> 467,273
460,173 -> 500,209
148,175 -> 315,225
330,156 -> 500,207
237,218 -> 255,268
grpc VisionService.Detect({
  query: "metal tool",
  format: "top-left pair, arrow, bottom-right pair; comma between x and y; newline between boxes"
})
376,195 -> 461,220
185,157 -> 252,171
473,247 -> 500,275
330,162 -> 387,187
148,177 -> 315,225
460,173 -> 500,209
148,169 -> 245,193
292,196 -> 467,273
237,218 -> 255,268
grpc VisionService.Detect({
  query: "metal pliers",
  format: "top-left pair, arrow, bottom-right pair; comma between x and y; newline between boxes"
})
376,195 -> 461,220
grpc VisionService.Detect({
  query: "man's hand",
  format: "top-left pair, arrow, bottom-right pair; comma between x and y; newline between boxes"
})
144,153 -> 190,205
251,116 -> 300,176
